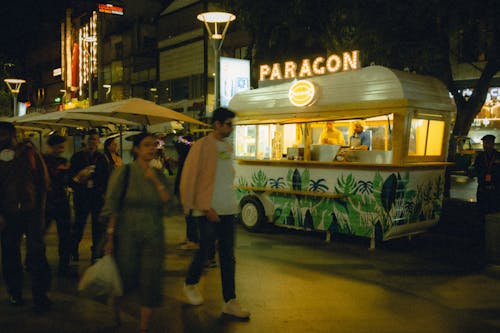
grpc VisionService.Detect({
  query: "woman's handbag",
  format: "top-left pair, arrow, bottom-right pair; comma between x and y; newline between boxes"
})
78,254 -> 123,297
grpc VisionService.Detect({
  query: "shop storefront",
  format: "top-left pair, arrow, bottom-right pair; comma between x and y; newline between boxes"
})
228,65 -> 455,248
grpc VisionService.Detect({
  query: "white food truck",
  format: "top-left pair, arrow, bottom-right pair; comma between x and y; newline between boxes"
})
228,65 -> 455,248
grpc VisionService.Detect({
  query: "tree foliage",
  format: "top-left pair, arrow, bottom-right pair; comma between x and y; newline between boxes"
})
217,0 -> 499,139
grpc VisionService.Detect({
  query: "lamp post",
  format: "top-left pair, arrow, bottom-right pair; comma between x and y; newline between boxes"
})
197,11 -> 235,110
4,78 -> 26,117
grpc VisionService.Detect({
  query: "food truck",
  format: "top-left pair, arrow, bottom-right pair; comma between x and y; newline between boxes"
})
228,65 -> 455,248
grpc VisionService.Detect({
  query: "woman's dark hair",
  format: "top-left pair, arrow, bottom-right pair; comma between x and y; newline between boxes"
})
104,137 -> 116,152
131,132 -> 155,160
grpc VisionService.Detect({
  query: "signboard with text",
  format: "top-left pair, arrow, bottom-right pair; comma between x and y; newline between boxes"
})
98,3 -> 124,15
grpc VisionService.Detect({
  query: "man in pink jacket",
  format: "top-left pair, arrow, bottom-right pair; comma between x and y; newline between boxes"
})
180,107 -> 250,319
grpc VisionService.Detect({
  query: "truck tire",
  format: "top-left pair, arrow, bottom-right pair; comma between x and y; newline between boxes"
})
240,195 -> 265,231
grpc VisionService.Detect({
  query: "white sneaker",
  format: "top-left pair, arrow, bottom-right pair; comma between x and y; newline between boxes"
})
222,299 -> 250,319
183,283 -> 204,305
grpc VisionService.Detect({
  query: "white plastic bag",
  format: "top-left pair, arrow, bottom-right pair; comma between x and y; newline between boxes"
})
78,255 -> 123,297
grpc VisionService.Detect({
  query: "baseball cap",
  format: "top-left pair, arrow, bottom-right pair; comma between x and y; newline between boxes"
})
47,134 -> 67,146
481,134 -> 495,142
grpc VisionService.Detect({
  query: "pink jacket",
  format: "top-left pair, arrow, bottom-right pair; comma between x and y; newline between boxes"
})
180,133 -> 232,214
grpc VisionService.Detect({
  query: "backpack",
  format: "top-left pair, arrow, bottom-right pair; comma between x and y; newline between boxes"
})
0,143 -> 48,215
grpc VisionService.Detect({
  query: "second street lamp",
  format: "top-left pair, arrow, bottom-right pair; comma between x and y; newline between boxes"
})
4,78 -> 26,117
197,11 -> 236,110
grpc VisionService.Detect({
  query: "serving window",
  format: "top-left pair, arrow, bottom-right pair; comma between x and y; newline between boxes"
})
407,113 -> 446,160
234,114 -> 394,164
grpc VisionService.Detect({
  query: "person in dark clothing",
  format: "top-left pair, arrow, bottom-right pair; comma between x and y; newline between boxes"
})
43,134 -> 74,277
103,137 -> 123,173
0,122 -> 52,312
474,134 -> 500,216
69,130 -> 109,262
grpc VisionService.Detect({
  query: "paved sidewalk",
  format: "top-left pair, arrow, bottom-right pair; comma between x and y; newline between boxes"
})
0,212 -> 499,332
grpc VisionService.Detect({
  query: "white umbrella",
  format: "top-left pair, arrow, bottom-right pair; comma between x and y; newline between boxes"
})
70,98 -> 209,127
11,111 -> 138,129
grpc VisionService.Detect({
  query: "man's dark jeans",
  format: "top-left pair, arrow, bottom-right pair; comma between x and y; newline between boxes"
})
1,210 -> 51,301
185,214 -> 199,243
185,214 -> 236,302
46,198 -> 72,270
71,190 -> 104,260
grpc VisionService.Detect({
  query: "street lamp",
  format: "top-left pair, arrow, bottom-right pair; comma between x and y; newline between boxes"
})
197,11 -> 236,110
4,78 -> 26,117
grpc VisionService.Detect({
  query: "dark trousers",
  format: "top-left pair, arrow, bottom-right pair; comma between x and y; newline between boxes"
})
71,191 -> 104,259
1,211 -> 51,301
185,215 -> 236,302
185,214 -> 215,260
185,214 -> 199,243
477,187 -> 500,216
46,199 -> 72,270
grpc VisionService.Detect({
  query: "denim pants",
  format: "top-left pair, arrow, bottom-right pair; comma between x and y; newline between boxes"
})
185,214 -> 236,302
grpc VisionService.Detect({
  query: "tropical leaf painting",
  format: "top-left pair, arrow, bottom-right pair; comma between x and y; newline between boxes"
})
269,177 -> 285,189
235,166 -> 445,240
251,170 -> 268,187
309,178 -> 329,192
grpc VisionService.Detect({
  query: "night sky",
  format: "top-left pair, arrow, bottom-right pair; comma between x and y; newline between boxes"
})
0,0 -> 70,59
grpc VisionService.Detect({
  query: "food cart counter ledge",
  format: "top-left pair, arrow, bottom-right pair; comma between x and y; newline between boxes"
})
228,66 -> 455,249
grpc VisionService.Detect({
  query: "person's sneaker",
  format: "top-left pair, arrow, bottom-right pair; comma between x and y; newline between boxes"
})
183,283 -> 204,305
179,241 -> 200,251
222,299 -> 250,319
9,295 -> 25,306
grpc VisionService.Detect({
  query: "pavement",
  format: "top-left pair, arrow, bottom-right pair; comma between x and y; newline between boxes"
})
1,186 -> 500,332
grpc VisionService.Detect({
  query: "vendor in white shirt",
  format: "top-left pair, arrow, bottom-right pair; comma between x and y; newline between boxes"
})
319,122 -> 345,146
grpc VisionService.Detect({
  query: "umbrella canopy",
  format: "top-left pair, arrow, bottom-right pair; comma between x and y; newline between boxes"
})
69,98 -> 209,127
10,111 -> 138,129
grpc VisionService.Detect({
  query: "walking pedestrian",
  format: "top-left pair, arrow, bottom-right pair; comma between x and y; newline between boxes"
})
474,134 -> 500,216
0,122 -> 52,312
180,107 -> 250,319
43,134 -> 75,277
101,132 -> 171,333
69,129 -> 109,262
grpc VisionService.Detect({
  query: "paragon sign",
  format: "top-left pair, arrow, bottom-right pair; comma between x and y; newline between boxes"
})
260,50 -> 360,82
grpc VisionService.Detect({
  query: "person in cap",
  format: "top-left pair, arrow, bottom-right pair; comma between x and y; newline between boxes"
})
43,134 -> 75,277
473,134 -> 500,215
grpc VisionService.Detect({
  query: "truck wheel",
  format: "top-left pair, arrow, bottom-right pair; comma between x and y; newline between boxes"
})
240,196 -> 265,231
